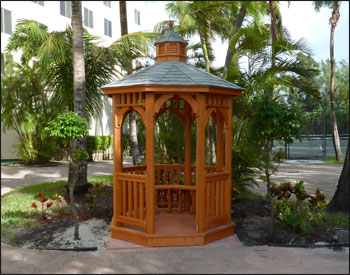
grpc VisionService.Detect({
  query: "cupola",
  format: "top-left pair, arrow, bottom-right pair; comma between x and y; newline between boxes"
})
154,21 -> 188,63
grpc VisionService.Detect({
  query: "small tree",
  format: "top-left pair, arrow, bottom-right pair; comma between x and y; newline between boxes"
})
247,93 -> 305,233
45,111 -> 89,240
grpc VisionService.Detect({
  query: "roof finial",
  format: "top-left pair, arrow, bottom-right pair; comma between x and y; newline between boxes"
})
169,20 -> 173,31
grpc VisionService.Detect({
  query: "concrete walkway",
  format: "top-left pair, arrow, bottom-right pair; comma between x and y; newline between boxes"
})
251,161 -> 343,202
1,160 -> 348,274
1,241 -> 349,274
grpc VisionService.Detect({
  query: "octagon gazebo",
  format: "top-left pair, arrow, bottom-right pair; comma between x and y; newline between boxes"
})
101,23 -> 243,247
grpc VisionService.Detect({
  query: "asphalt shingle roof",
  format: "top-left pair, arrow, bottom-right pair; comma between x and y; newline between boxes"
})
154,30 -> 188,45
101,62 -> 244,90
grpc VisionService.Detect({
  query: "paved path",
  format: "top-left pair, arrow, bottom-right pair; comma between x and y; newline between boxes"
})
1,242 -> 349,274
251,161 -> 343,202
1,160 -> 348,274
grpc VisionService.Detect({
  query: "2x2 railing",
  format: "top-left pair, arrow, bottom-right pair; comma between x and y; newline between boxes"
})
116,164 -> 228,230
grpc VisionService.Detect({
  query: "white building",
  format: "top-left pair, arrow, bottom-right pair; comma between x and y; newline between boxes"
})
1,1 -> 160,160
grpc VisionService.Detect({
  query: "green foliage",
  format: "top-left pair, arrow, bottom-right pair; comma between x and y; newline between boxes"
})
323,157 -> 344,164
247,93 -> 305,145
271,181 -> 328,235
1,57 -> 61,164
6,20 -> 155,117
86,135 -> 114,161
232,185 -> 266,201
155,110 -> 185,163
86,136 -> 97,161
45,112 -> 88,141
1,175 -> 113,244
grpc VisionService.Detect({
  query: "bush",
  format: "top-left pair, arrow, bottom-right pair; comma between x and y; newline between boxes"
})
86,136 -> 96,161
271,181 -> 327,235
86,135 -> 113,161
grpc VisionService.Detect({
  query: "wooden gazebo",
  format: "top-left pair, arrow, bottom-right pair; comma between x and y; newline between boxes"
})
101,23 -> 243,247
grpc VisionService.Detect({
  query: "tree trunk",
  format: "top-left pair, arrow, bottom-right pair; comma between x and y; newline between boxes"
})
129,111 -> 141,164
329,9 -> 344,161
208,116 -> 216,165
327,138 -> 349,212
70,1 -> 88,192
119,1 -> 141,165
70,0 -> 87,240
269,1 -> 277,71
223,4 -> 246,79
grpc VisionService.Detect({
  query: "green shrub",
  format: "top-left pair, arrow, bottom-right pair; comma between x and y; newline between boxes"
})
86,136 -> 96,161
108,135 -> 113,148
95,136 -> 103,152
101,136 -> 109,151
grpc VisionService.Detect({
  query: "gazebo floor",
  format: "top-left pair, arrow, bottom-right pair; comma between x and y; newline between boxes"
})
110,209 -> 235,247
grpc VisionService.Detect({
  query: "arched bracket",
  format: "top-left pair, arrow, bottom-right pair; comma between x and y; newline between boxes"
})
179,94 -> 198,114
155,107 -> 185,125
155,94 -> 173,113
115,106 -> 146,128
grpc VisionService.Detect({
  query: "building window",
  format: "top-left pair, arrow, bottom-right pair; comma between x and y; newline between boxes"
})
84,8 -> 93,28
134,9 -> 140,25
104,19 -> 112,37
103,1 -> 111,8
1,8 -> 12,35
32,20 -> 46,28
31,1 -> 44,6
60,1 -> 71,18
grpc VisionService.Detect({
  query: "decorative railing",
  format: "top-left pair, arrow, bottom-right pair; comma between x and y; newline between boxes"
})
115,172 -> 146,229
119,164 -> 224,217
205,172 -> 229,227
122,165 -> 147,174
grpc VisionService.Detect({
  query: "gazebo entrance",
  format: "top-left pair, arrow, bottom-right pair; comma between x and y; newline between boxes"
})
101,23 -> 243,247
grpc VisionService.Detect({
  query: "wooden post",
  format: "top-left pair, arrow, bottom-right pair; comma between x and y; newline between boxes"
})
224,98 -> 233,222
145,93 -> 155,234
196,94 -> 206,233
216,114 -> 224,172
114,95 -> 123,226
184,102 -> 192,211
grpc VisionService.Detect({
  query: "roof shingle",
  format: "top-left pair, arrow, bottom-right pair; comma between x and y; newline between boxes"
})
101,62 -> 244,90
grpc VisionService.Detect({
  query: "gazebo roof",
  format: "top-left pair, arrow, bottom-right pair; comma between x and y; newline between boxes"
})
154,29 -> 188,45
101,61 -> 244,90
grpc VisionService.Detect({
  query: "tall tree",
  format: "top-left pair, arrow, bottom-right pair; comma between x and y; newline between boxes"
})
120,0 -> 141,165
313,1 -> 344,161
71,1 -> 89,195
161,1 -> 222,164
327,138 -> 349,212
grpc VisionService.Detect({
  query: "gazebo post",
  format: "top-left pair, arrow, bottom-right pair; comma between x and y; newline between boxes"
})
195,93 -> 206,233
113,95 -> 122,226
145,93 -> 155,234
224,99 -> 233,222
184,102 -> 192,211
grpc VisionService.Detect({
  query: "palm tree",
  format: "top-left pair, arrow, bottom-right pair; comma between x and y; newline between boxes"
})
119,0 -> 141,165
71,0 -> 88,192
6,19 -> 155,166
313,1 -> 344,161
222,1 -> 268,79
327,139 -> 349,212
156,1 -> 225,165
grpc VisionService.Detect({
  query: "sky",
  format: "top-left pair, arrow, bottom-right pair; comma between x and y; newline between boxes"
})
142,1 -> 349,67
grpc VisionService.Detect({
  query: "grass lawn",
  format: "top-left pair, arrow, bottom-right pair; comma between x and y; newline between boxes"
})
323,157 -> 345,164
1,175 -> 113,245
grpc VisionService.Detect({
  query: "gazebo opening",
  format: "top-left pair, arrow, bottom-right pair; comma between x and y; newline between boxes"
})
101,22 -> 244,246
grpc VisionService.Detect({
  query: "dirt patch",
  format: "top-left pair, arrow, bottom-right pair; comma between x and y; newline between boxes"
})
2,186 -> 348,250
231,198 -> 349,247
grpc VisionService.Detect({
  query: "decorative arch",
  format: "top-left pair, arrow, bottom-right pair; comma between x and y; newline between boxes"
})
116,106 -> 146,128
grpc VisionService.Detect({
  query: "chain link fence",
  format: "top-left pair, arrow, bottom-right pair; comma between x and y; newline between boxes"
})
273,107 -> 349,159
